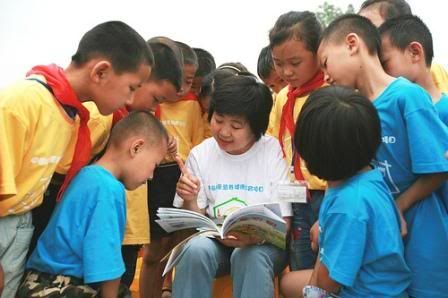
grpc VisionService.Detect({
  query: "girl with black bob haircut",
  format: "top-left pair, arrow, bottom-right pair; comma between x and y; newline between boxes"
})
283,86 -> 410,298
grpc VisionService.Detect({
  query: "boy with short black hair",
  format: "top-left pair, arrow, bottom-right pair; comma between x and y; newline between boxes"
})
17,111 -> 168,298
318,14 -> 448,297
257,45 -> 286,94
379,14 -> 448,125
0,20 -> 152,298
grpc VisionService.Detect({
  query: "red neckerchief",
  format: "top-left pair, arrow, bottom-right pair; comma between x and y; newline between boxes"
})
27,64 -> 92,201
112,107 -> 130,126
154,92 -> 198,120
278,71 -> 325,180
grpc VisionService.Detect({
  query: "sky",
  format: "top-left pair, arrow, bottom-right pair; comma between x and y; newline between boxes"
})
0,0 -> 445,88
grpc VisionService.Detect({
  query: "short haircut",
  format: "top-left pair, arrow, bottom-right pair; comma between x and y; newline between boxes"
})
360,0 -> 412,20
208,74 -> 273,141
148,36 -> 183,92
199,62 -> 249,100
295,86 -> 381,181
269,11 -> 322,53
379,15 -> 433,66
175,41 -> 198,67
71,21 -> 154,74
257,46 -> 274,80
109,110 -> 168,149
321,14 -> 381,56
193,48 -> 216,77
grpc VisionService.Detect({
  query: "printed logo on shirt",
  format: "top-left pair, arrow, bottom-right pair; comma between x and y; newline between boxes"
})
382,135 -> 396,144
208,183 -> 264,192
8,175 -> 52,214
161,119 -> 186,127
31,156 -> 61,165
374,159 -> 400,194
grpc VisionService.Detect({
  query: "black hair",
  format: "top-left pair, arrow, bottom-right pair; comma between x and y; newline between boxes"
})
193,48 -> 216,77
321,14 -> 381,56
269,11 -> 322,53
175,41 -> 198,67
294,86 -> 381,181
379,15 -> 433,66
208,74 -> 272,141
71,21 -> 153,74
360,0 -> 412,20
109,110 -> 168,148
148,36 -> 183,92
257,46 -> 274,80
199,62 -> 249,100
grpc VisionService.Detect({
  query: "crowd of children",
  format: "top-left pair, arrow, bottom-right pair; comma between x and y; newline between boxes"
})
1,0 -> 447,298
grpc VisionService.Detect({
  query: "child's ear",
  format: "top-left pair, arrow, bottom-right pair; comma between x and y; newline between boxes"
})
345,33 -> 360,55
90,60 -> 113,83
130,139 -> 145,157
407,42 -> 424,64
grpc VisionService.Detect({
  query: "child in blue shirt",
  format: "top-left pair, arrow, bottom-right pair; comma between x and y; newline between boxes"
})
318,14 -> 448,297
285,86 -> 410,297
379,15 -> 448,126
17,111 -> 168,298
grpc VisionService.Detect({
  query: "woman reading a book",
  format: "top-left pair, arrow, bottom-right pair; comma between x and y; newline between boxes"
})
171,73 -> 292,298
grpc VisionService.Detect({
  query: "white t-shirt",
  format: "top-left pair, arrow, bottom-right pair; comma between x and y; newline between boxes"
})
173,136 -> 292,218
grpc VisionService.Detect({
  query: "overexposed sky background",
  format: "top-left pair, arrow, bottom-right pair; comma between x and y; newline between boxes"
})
0,0 -> 445,88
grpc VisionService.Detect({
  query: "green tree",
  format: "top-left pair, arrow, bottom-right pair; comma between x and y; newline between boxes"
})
316,2 -> 355,27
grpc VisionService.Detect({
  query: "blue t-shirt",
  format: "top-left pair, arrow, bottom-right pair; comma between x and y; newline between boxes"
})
27,165 -> 127,283
435,93 -> 448,126
373,77 -> 448,297
319,169 -> 410,298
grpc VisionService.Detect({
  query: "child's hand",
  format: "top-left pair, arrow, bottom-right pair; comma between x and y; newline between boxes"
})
168,136 -> 178,159
398,209 -> 408,238
0,264 -> 4,296
310,220 -> 319,252
175,156 -> 200,202
218,232 -> 264,248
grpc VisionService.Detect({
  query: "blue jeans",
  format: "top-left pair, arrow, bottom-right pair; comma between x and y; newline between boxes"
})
289,190 -> 324,270
172,236 -> 287,298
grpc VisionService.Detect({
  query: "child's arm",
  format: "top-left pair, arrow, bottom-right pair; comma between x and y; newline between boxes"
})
309,254 -> 341,294
100,278 -> 120,298
396,172 -> 448,212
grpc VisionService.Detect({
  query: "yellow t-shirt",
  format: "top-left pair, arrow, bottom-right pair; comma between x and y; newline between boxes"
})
267,86 -> 326,190
202,112 -> 211,139
431,63 -> 448,94
56,102 -> 113,174
0,76 -> 76,216
159,99 -> 204,162
123,183 -> 150,245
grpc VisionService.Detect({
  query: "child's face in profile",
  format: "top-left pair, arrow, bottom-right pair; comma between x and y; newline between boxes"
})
262,70 -> 287,94
177,64 -> 198,98
359,7 -> 385,27
191,76 -> 203,96
380,36 -> 416,81
271,38 -> 320,88
94,63 -> 151,115
128,79 -> 178,112
210,113 -> 256,155
123,140 -> 168,190
318,39 -> 357,89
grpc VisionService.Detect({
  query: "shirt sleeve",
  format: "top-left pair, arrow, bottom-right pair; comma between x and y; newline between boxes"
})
319,213 -> 367,287
83,190 -> 126,283
404,92 -> 448,174
0,107 -> 27,196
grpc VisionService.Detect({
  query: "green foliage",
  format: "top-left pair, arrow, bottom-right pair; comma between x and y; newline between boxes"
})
316,2 -> 355,27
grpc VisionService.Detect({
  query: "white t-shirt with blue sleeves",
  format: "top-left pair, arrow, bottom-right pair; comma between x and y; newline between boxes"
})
319,169 -> 410,298
373,77 -> 448,297
27,165 -> 126,284
173,135 -> 292,218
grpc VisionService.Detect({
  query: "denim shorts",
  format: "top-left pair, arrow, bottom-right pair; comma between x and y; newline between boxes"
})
289,190 -> 324,270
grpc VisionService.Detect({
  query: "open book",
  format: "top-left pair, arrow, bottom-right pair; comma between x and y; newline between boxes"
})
156,203 -> 287,276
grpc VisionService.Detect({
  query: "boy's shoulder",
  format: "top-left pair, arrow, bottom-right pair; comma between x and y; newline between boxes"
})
0,77 -> 54,110
378,77 -> 432,107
